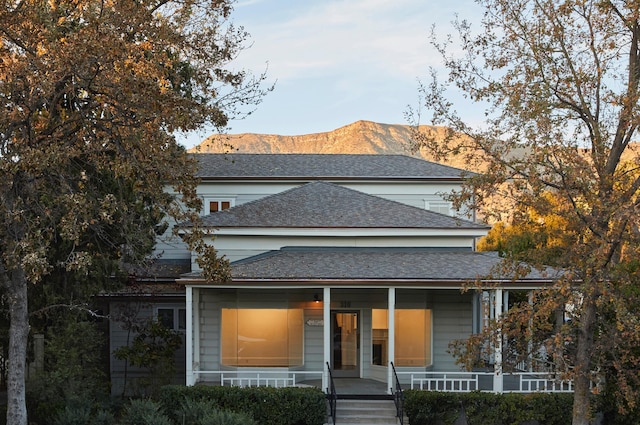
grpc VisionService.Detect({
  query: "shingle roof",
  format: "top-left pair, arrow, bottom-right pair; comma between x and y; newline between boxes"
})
227,247 -> 554,281
199,181 -> 488,229
194,153 -> 469,180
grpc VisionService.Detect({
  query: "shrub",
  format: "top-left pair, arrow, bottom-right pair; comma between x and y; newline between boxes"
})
52,399 -> 114,425
404,390 -> 461,425
157,385 -> 327,425
27,320 -> 109,422
405,391 -> 574,425
174,398 -> 257,425
120,399 -> 171,425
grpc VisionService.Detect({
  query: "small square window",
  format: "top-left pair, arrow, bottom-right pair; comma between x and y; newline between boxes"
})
207,199 -> 233,214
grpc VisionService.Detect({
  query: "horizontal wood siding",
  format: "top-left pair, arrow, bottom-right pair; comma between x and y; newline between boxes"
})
109,301 -> 186,396
195,288 -> 473,383
431,291 -> 473,371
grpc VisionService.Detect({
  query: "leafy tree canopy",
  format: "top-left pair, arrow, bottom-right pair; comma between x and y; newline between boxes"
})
0,1 -> 269,424
410,0 -> 640,423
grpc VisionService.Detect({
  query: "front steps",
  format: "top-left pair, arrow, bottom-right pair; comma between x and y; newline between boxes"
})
328,399 -> 406,425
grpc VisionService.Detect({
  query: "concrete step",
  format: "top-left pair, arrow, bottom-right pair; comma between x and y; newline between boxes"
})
328,399 -> 406,425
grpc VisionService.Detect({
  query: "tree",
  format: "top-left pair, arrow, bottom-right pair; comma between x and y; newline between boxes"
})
0,1 -> 268,424
410,1 -> 640,423
113,317 -> 183,397
477,191 -> 577,266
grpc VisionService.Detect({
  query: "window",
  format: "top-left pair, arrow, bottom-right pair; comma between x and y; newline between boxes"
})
157,307 -> 186,331
221,309 -> 304,367
371,309 -> 432,367
424,198 -> 452,216
205,198 -> 234,215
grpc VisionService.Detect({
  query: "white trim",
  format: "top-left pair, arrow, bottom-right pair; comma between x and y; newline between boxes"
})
193,288 -> 200,382
493,288 -> 503,393
323,287 -> 331,392
203,197 -> 236,215
179,282 -> 551,291
203,228 -> 488,238
186,286 -> 194,386
154,305 -> 186,331
387,287 -> 395,395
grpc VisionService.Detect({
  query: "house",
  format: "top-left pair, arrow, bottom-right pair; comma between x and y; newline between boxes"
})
107,153 -> 563,396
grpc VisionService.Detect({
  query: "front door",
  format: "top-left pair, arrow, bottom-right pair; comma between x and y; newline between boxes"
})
331,311 -> 360,377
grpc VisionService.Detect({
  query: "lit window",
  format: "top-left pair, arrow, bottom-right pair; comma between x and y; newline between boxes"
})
372,309 -> 432,367
221,309 -> 304,367
210,200 -> 231,212
157,308 -> 186,331
204,198 -> 234,215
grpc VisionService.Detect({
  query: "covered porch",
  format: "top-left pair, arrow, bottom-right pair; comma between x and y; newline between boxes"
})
181,284 -> 570,395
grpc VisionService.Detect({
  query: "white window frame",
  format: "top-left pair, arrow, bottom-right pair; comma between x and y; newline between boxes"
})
156,306 -> 186,332
203,197 -> 235,215
423,196 -> 452,216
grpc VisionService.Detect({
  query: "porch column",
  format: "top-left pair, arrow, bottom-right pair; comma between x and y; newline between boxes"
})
186,286 -> 194,386
323,287 -> 331,392
387,287 -> 396,394
193,288 -> 201,383
493,288 -> 503,393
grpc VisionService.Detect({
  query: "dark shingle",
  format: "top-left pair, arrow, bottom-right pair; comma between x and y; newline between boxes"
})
200,181 -> 487,229
229,247 -> 554,281
194,154 -> 469,180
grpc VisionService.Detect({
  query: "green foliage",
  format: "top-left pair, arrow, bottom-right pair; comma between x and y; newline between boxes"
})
27,318 -> 109,422
174,398 -> 257,425
113,319 -> 183,397
404,391 -> 574,425
55,406 -> 114,425
1,0 -> 270,419
120,399 -> 171,425
158,385 -> 327,425
404,390 -> 461,425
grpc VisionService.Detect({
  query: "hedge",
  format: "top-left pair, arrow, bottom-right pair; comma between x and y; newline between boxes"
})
404,391 -> 574,425
156,385 -> 327,425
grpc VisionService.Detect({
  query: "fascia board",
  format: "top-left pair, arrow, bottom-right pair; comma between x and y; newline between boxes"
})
207,227 -> 489,238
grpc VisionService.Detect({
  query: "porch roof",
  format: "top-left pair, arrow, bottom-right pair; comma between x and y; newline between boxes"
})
194,153 -> 470,181
180,248 -> 558,287
193,181 -> 488,230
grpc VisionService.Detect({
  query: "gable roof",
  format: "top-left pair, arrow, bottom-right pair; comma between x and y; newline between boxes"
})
194,153 -> 469,181
180,247 -> 556,285
197,181 -> 488,230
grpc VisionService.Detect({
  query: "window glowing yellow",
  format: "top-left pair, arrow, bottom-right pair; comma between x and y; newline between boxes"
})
372,309 -> 432,367
221,309 -> 303,367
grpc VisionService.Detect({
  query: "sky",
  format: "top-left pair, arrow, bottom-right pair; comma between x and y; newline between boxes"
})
176,0 -> 482,149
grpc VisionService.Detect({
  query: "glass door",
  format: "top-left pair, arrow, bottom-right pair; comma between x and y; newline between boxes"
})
331,311 -> 360,377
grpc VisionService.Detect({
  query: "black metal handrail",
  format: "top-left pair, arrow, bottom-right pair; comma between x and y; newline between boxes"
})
390,362 -> 404,425
326,362 -> 337,425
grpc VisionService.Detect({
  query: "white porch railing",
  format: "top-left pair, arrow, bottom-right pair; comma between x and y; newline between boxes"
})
188,369 -> 573,394
192,370 -> 324,388
396,371 -> 573,393
510,372 -> 573,393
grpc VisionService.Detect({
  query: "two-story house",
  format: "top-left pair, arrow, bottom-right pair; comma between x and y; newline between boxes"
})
107,153 -> 559,396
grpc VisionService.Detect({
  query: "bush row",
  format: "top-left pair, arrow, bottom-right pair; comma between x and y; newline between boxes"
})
404,391 -> 574,425
156,385 -> 327,425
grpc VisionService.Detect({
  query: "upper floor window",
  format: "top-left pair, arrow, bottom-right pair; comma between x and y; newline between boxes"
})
424,196 -> 452,216
204,198 -> 235,215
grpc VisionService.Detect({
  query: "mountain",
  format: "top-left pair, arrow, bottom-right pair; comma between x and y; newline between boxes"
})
189,120 -> 477,172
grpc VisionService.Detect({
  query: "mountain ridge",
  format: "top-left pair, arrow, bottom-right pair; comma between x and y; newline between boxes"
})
189,120 -> 475,172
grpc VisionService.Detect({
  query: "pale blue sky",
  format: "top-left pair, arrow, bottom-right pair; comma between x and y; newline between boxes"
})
177,0 -> 481,148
